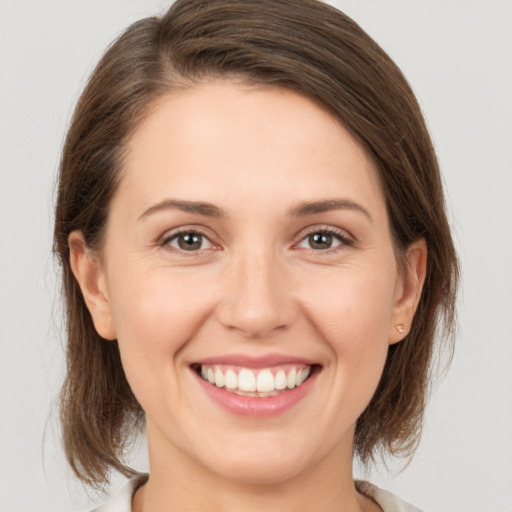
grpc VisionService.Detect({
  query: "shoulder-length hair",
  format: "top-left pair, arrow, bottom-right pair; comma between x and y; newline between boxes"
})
54,0 -> 458,488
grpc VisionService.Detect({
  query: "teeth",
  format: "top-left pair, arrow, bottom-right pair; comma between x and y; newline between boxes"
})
198,364 -> 312,395
297,367 -> 310,385
238,369 -> 257,392
286,368 -> 296,389
224,369 -> 238,389
214,367 -> 224,388
275,370 -> 287,390
231,389 -> 280,397
256,369 -> 274,393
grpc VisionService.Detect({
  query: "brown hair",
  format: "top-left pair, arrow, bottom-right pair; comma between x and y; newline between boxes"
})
54,0 -> 459,488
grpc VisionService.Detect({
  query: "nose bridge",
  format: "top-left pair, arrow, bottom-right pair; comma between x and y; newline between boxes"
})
217,242 -> 295,338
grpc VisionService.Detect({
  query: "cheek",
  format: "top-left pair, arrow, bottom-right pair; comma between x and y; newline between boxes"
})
302,264 -> 396,379
307,264 -> 395,335
105,265 -> 213,391
109,262 -> 209,340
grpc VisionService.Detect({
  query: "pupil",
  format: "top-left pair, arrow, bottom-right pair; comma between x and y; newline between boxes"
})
310,233 -> 332,249
179,233 -> 202,251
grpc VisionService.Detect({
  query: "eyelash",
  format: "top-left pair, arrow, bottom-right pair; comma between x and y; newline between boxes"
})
159,226 -> 354,254
160,227 -> 217,254
295,226 -> 354,252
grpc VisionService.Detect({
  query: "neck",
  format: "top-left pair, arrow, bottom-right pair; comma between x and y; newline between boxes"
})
132,426 -> 378,512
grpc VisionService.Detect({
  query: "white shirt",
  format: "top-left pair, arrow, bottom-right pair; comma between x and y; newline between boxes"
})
90,474 -> 424,511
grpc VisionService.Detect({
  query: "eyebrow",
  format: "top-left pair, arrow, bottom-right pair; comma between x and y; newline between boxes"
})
289,199 -> 373,222
138,198 -> 372,222
139,199 -> 225,220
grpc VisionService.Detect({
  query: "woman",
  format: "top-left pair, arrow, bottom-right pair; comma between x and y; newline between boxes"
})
54,0 -> 458,510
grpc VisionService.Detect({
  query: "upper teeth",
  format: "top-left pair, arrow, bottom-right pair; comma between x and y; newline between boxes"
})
200,365 -> 311,395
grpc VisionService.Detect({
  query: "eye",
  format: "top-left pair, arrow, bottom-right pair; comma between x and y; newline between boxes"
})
164,231 -> 214,251
296,228 -> 352,251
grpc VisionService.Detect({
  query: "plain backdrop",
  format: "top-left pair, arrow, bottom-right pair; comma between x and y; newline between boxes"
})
1,1 -> 511,511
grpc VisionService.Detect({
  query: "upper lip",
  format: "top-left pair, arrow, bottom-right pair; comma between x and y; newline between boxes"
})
192,353 -> 319,368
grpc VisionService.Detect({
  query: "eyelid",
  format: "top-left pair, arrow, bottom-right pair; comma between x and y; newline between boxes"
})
156,224 -> 354,253
158,225 -> 220,251
294,225 -> 355,251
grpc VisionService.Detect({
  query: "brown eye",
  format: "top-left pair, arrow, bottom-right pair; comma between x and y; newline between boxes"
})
297,229 -> 349,251
166,232 -> 212,251
308,232 -> 334,250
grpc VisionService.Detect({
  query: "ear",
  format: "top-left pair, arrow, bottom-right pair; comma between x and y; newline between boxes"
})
389,239 -> 428,345
68,231 -> 117,340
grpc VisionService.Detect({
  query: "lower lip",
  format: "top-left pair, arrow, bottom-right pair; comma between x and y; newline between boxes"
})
193,369 -> 318,418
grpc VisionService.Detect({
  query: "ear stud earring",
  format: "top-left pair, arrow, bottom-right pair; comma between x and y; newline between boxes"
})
396,324 -> 405,334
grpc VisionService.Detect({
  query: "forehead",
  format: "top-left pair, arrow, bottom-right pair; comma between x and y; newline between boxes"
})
117,81 -> 385,219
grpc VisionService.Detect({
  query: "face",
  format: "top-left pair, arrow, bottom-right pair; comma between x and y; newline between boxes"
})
72,82 -> 423,486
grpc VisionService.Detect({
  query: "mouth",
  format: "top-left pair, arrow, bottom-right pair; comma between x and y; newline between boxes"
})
191,362 -> 320,398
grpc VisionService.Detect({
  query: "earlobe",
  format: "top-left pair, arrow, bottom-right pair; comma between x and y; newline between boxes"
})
68,231 -> 117,340
389,239 -> 428,345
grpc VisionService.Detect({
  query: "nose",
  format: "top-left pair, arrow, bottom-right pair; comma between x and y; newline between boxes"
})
216,248 -> 297,339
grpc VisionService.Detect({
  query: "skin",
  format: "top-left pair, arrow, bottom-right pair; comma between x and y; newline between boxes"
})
70,82 -> 427,512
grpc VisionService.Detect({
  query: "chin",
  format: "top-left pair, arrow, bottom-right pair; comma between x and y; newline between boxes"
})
196,433 -> 317,486
210,455 -> 307,486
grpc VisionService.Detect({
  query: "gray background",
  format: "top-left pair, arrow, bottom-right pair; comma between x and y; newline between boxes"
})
1,1 -> 511,510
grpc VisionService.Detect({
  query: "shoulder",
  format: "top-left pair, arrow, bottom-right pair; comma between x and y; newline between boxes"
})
356,481 -> 424,512
89,474 -> 148,512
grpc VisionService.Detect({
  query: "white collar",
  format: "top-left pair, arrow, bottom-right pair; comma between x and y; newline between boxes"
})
91,474 -> 423,512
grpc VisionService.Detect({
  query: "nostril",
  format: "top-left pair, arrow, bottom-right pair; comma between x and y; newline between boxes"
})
216,301 -> 294,339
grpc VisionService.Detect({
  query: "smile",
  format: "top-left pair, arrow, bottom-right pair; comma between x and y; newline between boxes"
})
197,364 -> 312,397
191,356 -> 320,417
